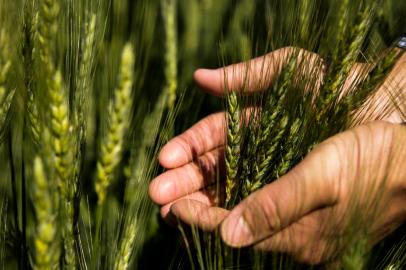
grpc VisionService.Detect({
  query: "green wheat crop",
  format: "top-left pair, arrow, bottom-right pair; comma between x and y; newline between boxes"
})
0,0 -> 405,269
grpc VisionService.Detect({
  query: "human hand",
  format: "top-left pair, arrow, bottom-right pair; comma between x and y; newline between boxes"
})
149,47 -> 406,264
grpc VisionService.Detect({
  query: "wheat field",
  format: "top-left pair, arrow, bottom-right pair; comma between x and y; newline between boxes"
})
0,0 -> 405,269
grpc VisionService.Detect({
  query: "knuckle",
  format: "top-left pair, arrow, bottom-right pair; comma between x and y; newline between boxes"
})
245,191 -> 283,234
294,241 -> 329,265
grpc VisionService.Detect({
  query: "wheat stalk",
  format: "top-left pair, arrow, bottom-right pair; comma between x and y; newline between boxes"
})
225,91 -> 241,206
23,1 -> 42,146
37,0 -> 59,75
244,116 -> 288,196
49,70 -> 74,199
332,0 -> 350,61
76,13 -> 96,145
32,157 -> 59,270
0,29 -> 12,130
0,89 -> 15,130
243,59 -> 296,196
319,2 -> 376,114
48,70 -> 77,268
162,0 -> 178,109
274,118 -> 301,178
114,220 -> 137,270
95,43 -> 135,205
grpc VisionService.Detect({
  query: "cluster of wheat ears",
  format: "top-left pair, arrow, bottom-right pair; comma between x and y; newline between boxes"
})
0,0 -> 405,269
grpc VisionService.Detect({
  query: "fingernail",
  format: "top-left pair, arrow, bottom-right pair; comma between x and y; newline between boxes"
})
221,215 -> 253,247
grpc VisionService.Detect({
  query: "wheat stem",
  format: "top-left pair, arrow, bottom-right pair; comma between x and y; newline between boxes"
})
95,43 -> 135,205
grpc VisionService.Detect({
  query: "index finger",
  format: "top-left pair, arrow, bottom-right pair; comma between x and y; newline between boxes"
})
194,47 -> 322,96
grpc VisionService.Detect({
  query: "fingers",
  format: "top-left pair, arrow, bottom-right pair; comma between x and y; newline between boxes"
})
160,187 -> 223,219
170,199 -> 229,231
159,112 -> 226,168
150,147 -> 225,205
194,47 -> 322,95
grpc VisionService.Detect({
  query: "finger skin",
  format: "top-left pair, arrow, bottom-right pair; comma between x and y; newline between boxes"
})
170,199 -> 229,231
150,147 -> 224,205
253,208 -> 340,265
159,112 -> 226,169
160,188 -> 222,227
160,184 -> 225,220
194,47 -> 322,95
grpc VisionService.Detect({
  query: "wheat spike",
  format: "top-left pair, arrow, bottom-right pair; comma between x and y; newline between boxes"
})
162,0 -> 178,109
332,0 -> 350,61
275,118 -> 301,178
246,59 -> 296,195
0,89 -> 15,130
320,2 -> 376,113
37,0 -> 59,75
114,220 -> 137,270
49,70 -> 74,198
49,70 -> 76,269
95,43 -> 135,205
23,1 -> 42,146
225,91 -> 241,206
32,157 -> 59,270
244,116 -> 289,196
0,29 -> 12,130
77,13 -> 96,144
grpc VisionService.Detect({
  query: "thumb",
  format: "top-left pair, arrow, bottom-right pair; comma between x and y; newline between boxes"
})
220,121 -> 402,248
220,134 -> 346,247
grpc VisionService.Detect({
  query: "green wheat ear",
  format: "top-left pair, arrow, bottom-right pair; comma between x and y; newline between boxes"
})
49,70 -> 76,268
32,157 -> 59,270
95,43 -> 135,205
162,0 -> 178,109
37,0 -> 59,74
319,2 -> 376,117
114,220 -> 137,270
76,13 -> 96,145
225,91 -> 241,207
23,0 -> 42,146
246,58 -> 297,195
0,29 -> 13,132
